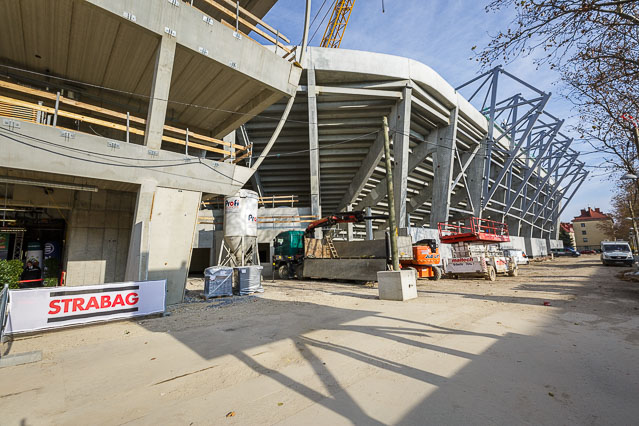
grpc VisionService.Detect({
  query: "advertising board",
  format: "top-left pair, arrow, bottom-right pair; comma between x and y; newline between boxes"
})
5,280 -> 166,334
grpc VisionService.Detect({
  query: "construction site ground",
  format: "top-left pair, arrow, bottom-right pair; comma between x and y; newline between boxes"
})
2,257 -> 638,425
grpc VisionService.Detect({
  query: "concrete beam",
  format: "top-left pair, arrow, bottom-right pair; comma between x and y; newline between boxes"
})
144,36 -> 177,151
429,108 -> 458,228
393,86 -> 412,228
353,119 -> 437,211
0,121 -> 252,195
337,129 -> 384,211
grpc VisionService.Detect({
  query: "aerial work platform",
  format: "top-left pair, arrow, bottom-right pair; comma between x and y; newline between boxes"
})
438,217 -> 510,244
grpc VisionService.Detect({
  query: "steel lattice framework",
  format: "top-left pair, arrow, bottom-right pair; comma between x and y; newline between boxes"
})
456,66 -> 588,237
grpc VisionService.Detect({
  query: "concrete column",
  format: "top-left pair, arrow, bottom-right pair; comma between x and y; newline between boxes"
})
429,108 -> 458,228
144,36 -> 177,151
347,204 -> 354,241
393,86 -> 412,228
467,138 -> 487,217
125,180 -> 158,282
307,65 -> 322,235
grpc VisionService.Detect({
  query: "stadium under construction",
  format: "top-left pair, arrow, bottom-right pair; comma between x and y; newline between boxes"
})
0,0 -> 585,303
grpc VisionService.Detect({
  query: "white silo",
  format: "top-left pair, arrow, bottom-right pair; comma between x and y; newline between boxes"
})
218,189 -> 260,266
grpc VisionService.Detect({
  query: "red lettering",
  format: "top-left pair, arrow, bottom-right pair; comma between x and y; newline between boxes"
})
62,299 -> 73,313
125,292 -> 139,306
85,297 -> 99,310
100,295 -> 111,309
72,298 -> 84,312
48,300 -> 61,315
112,294 -> 125,307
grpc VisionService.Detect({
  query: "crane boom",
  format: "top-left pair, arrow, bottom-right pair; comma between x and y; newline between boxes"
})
320,0 -> 356,48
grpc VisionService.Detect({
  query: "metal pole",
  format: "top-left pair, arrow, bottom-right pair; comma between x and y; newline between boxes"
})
185,128 -> 189,156
126,112 -> 130,143
365,206 -> 373,240
275,30 -> 279,54
383,117 -> 400,271
235,1 -> 239,34
53,92 -> 60,128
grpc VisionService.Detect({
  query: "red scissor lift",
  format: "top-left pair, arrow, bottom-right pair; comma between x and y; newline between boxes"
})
438,217 -> 518,281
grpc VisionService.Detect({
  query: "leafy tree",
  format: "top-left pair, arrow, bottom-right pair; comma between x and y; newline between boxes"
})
559,226 -> 573,248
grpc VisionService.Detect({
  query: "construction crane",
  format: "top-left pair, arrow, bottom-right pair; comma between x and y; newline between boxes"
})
320,0 -> 356,48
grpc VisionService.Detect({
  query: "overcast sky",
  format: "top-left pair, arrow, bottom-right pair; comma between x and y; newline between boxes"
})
263,0 -> 612,221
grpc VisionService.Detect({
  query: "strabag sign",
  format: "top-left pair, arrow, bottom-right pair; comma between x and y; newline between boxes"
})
5,280 -> 166,334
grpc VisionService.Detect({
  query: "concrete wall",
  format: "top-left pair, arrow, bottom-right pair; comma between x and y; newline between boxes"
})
65,190 -> 135,286
548,239 -> 564,249
501,236 -> 527,252
525,238 -> 549,258
147,187 -> 201,305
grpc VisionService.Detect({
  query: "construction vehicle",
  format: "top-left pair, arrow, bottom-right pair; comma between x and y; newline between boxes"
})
438,217 -> 518,281
272,210 -> 415,281
321,0 -> 357,48
400,239 -> 442,280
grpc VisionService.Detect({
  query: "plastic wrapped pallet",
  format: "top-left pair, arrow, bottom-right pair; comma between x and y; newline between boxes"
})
237,265 -> 264,295
204,266 -> 234,299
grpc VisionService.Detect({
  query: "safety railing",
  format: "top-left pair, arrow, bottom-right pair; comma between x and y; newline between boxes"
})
201,195 -> 299,209
0,80 -> 251,161
187,0 -> 296,62
438,217 -> 510,243
0,284 -> 9,349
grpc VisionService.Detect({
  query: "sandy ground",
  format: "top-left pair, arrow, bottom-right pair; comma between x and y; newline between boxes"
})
1,257 -> 638,425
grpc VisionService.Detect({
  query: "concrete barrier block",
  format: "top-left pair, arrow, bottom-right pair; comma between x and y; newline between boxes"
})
377,270 -> 417,301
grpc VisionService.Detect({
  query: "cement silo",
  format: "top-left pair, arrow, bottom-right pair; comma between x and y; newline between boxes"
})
218,189 -> 260,266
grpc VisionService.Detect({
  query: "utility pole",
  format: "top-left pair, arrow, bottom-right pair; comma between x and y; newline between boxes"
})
383,117 -> 400,271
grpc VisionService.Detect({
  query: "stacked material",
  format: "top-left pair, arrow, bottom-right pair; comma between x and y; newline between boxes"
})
204,266 -> 234,299
237,265 -> 264,295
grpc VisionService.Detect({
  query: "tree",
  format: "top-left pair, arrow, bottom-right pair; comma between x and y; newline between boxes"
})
477,1 -> 639,175
559,226 -> 573,248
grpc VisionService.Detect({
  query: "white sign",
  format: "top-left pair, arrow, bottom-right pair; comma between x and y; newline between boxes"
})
5,280 -> 166,334
444,258 -> 483,274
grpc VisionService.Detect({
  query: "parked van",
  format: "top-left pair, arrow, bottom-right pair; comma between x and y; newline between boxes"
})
600,241 -> 634,266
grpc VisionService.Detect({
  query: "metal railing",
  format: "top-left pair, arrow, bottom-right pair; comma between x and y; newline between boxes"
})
0,284 -> 9,350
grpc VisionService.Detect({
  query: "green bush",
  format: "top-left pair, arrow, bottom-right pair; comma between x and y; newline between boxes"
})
44,277 -> 59,287
0,259 -> 24,289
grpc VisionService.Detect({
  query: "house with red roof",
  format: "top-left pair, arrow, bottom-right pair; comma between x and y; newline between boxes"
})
572,208 -> 613,250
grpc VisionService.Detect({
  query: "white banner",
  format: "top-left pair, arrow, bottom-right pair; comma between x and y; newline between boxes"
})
5,280 -> 166,334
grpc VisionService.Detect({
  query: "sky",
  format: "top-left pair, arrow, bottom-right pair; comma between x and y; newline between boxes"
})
262,0 -> 613,222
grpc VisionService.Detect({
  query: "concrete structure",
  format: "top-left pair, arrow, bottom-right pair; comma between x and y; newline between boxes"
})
244,48 -> 587,242
0,0 -> 301,303
572,207 -> 613,251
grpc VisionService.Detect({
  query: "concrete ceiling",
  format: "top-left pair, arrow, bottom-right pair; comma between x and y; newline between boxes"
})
0,0 -> 290,138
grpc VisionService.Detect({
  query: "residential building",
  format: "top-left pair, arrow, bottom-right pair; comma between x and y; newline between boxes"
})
572,208 -> 613,250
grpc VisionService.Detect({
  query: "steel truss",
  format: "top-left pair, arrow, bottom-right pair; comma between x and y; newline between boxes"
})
457,67 -> 587,238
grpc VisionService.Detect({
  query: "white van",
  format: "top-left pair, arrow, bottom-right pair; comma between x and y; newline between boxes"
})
600,241 -> 634,267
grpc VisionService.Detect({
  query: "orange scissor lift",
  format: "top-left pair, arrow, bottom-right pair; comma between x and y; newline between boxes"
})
438,217 -> 518,281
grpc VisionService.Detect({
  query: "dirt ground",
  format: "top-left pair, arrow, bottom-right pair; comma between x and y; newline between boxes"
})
1,257 -> 638,425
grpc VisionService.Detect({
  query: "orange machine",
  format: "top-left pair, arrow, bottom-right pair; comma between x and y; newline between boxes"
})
400,239 -> 442,280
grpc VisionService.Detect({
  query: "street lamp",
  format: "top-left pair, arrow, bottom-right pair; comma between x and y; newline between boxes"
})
621,173 -> 639,181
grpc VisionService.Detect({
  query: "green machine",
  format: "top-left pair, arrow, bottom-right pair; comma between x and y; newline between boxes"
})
272,230 -> 305,279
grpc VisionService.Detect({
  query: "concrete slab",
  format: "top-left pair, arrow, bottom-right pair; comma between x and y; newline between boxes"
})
0,351 -> 42,368
1,258 -> 638,424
